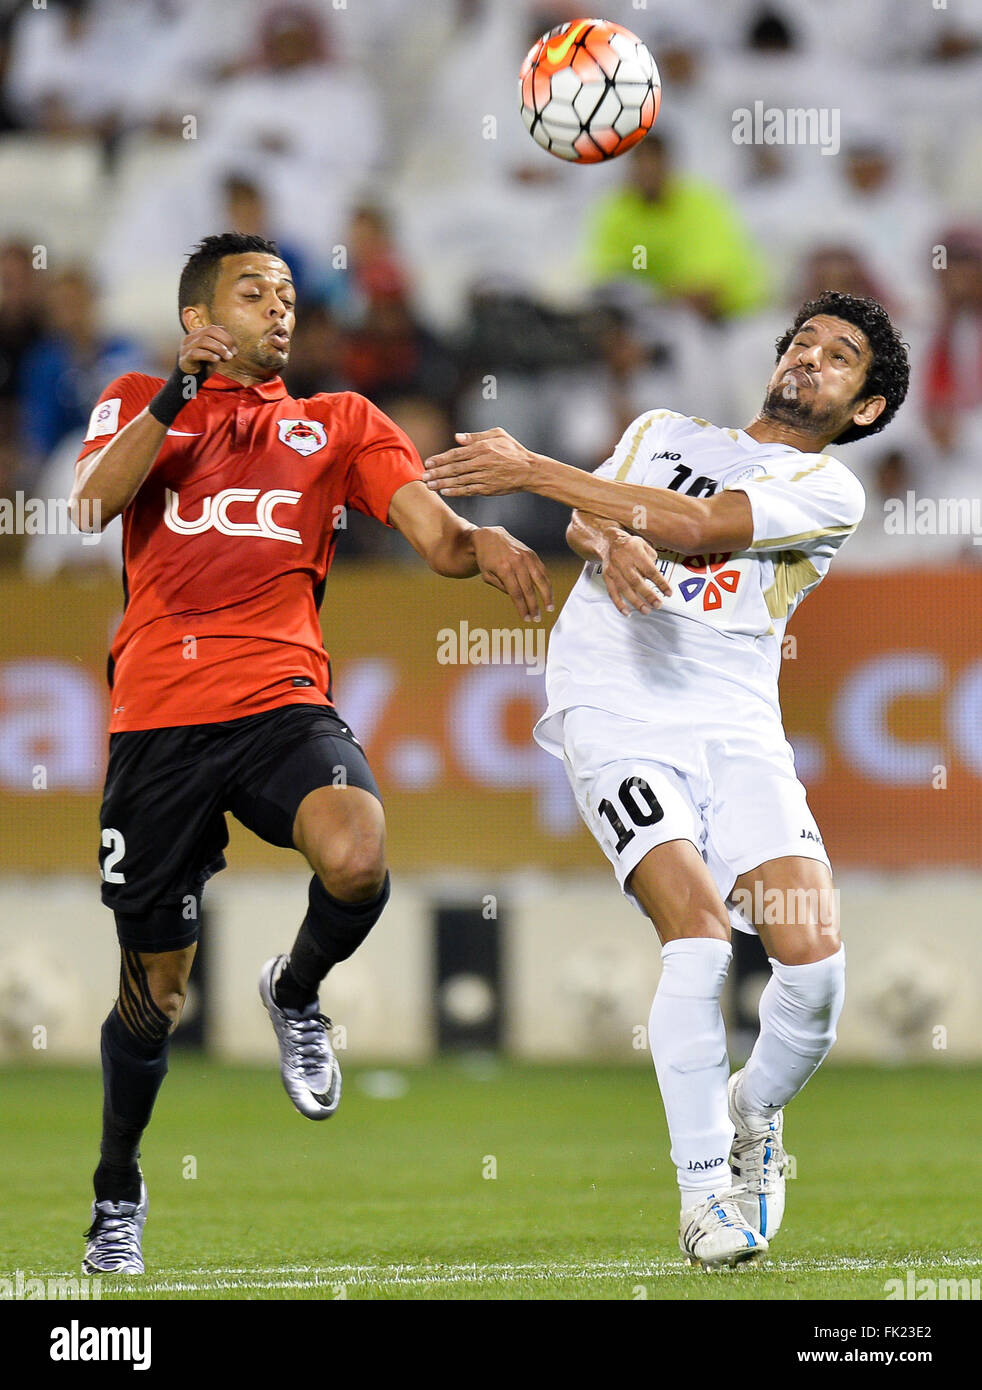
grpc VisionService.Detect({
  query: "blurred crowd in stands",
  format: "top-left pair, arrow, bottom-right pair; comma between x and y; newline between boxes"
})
1,0 -> 981,573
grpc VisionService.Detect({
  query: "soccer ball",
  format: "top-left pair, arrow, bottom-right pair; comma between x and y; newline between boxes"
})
519,17 -> 660,163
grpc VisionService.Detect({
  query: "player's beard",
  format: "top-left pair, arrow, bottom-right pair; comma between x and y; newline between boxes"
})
760,379 -> 847,437
249,338 -> 290,374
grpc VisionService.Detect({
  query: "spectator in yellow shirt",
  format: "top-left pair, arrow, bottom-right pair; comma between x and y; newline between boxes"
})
586,131 -> 770,321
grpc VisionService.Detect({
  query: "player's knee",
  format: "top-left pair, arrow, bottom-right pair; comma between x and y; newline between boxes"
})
779,884 -> 841,962
312,831 -> 386,902
653,903 -> 730,942
140,963 -> 191,1030
147,980 -> 187,1030
691,904 -> 731,939
117,944 -> 192,1044
780,925 -> 842,965
319,850 -> 386,902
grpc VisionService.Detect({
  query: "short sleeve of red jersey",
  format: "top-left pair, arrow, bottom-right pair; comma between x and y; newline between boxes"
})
76,372 -> 162,465
329,392 -> 425,526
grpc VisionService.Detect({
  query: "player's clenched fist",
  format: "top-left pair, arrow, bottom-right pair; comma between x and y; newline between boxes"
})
178,325 -> 238,374
601,530 -> 671,617
471,525 -> 554,622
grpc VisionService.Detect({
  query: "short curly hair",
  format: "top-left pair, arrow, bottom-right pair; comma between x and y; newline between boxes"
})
178,232 -> 282,326
774,290 -> 910,445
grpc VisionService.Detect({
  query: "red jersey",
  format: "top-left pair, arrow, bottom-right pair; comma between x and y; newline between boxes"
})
76,371 -> 424,731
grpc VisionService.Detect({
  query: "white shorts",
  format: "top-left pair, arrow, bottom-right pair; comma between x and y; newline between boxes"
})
560,705 -> 831,932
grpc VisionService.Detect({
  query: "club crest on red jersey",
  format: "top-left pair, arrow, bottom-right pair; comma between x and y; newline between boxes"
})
277,418 -> 327,456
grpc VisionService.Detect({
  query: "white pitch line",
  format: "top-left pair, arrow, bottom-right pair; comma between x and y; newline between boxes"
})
33,1253 -> 982,1295
113,1254 -> 982,1294
157,1254 -> 982,1276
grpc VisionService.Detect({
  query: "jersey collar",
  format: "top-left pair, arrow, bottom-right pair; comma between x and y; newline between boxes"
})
733,428 -> 800,453
201,371 -> 288,400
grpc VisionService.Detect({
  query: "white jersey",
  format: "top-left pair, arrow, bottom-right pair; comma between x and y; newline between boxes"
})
534,409 -> 866,770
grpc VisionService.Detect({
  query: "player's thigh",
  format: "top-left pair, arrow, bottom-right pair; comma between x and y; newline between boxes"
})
100,727 -> 229,954
562,730 -> 729,943
731,855 -> 840,964
227,705 -> 387,896
706,733 -> 835,955
293,784 -> 386,896
628,839 -> 731,946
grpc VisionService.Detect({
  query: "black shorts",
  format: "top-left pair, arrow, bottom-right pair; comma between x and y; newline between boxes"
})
98,703 -> 381,952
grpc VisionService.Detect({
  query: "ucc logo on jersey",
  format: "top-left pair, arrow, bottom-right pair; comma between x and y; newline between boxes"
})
277,418 -> 327,456
677,554 -> 742,612
163,487 -> 303,544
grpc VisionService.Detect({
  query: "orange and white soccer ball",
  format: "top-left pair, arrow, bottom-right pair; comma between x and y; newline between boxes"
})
519,17 -> 660,163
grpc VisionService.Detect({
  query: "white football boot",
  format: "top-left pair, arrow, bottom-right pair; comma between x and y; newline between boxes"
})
727,1068 -> 788,1240
259,956 -> 342,1120
82,1178 -> 148,1275
679,1191 -> 768,1270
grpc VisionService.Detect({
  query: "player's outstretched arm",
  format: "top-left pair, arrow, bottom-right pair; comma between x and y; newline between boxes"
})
425,427 -> 754,555
387,479 -> 553,622
69,326 -> 238,529
568,511 -> 672,617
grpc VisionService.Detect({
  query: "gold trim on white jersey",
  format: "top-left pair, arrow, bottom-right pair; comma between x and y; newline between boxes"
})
762,550 -> 821,619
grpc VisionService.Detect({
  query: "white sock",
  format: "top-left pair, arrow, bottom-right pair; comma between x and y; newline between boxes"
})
739,944 -> 846,1119
648,937 -> 733,1210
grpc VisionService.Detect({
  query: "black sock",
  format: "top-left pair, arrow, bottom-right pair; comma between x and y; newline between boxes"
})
274,873 -> 391,1010
273,929 -> 329,1010
95,1006 -> 169,1203
93,1158 -> 142,1205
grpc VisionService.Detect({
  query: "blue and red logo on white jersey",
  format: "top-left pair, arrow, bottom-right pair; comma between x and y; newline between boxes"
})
676,553 -> 742,612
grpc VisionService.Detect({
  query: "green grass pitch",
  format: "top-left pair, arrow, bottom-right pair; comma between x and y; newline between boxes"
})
3,1061 -> 980,1301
